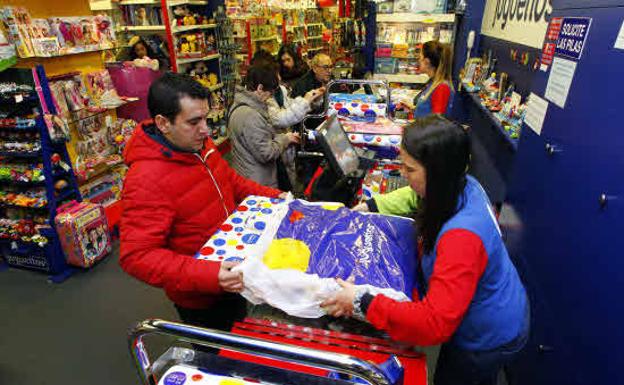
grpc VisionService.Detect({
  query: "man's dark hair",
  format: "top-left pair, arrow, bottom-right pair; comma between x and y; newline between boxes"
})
244,65 -> 279,92
148,72 -> 209,121
402,115 -> 470,254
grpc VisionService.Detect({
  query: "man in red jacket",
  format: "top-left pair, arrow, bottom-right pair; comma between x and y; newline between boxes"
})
120,73 -> 285,330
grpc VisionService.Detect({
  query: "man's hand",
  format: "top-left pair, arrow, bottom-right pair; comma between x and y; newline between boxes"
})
321,278 -> 357,318
278,192 -> 290,199
218,261 -> 243,293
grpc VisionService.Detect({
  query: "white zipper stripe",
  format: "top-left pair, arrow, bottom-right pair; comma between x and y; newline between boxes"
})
194,152 -> 229,217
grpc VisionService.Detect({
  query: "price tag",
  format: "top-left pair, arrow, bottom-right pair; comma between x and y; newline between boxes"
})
15,94 -> 23,103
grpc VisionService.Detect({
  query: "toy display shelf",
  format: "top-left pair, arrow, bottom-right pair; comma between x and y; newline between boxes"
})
0,150 -> 42,158
464,90 -> 519,151
65,100 -> 139,126
117,25 -> 167,32
251,35 -> 279,42
373,73 -> 429,84
119,0 -> 161,5
0,66 -> 82,283
169,0 -> 208,5
306,35 -> 323,39
376,13 -> 456,23
172,24 -> 218,33
176,53 -> 221,65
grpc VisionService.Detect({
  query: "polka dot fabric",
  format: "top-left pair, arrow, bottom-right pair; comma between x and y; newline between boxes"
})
195,196 -> 282,262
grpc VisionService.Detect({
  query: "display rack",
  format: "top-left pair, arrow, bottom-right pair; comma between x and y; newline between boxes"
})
371,11 -> 456,84
0,66 -> 82,282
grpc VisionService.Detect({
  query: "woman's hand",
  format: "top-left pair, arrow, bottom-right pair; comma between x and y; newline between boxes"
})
321,278 -> 357,318
304,87 -> 326,103
286,132 -> 301,145
352,202 -> 369,212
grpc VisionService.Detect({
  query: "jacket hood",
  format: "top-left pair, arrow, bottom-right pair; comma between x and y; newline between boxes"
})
123,120 -> 216,167
231,86 -> 268,114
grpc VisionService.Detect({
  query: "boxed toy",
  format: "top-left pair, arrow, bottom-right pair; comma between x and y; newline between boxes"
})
196,195 -> 416,318
55,200 -> 111,267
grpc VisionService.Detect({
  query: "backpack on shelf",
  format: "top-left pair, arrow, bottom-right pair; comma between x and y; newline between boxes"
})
55,200 -> 111,268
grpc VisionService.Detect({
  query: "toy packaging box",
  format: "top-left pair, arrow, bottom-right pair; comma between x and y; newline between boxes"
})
328,93 -> 387,121
55,200 -> 111,268
196,196 -> 417,318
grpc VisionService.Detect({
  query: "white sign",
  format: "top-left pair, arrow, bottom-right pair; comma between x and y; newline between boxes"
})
545,56 -> 577,108
525,93 -> 549,135
481,0 -> 554,48
614,20 -> 624,50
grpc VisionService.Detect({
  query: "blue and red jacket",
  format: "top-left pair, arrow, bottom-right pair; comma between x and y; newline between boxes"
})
366,176 -> 529,351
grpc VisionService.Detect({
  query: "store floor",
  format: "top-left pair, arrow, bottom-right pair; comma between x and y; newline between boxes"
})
1,242 -> 444,385
0,242 -> 180,385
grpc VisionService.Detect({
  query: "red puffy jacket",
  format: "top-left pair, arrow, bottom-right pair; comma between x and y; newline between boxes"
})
120,121 -> 281,309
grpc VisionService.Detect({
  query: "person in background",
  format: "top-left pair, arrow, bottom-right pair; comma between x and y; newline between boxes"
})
277,44 -> 309,88
411,41 -> 454,117
325,115 -> 529,385
229,65 -> 300,188
120,73 -> 286,332
291,53 -> 332,103
128,36 -> 169,70
250,53 -> 324,191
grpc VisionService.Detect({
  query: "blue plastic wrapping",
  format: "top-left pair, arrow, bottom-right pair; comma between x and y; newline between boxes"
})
275,200 -> 417,298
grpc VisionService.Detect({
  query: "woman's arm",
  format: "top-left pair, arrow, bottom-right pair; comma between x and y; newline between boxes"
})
430,83 -> 451,114
367,186 -> 420,216
267,94 -> 312,129
363,229 -> 488,346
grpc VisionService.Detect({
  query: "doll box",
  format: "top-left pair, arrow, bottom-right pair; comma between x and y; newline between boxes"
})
55,200 -> 111,268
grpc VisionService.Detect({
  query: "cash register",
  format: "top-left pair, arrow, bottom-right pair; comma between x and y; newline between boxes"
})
307,114 -> 376,205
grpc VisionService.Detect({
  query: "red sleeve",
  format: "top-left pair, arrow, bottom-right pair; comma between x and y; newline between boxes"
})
119,171 -> 222,295
366,229 -> 488,346
430,83 -> 451,114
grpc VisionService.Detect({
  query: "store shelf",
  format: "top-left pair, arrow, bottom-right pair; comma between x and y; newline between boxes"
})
0,151 -> 41,159
306,47 -> 323,52
119,0 -> 160,4
306,35 -> 323,39
0,94 -> 39,105
465,91 -> 519,151
373,73 -> 429,84
0,180 -> 46,187
55,189 -> 77,203
306,23 -> 324,27
251,35 -> 279,42
376,13 -> 456,23
176,53 -> 221,65
172,24 -> 218,33
0,202 -> 48,210
66,99 -> 139,125
18,46 -> 120,59
169,0 -> 208,5
285,25 -> 305,31
118,25 -> 167,32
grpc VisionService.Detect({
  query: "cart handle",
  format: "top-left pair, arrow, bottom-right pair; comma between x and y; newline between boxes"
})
129,319 -> 396,385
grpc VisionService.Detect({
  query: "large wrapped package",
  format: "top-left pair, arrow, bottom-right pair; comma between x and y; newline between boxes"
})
196,196 -> 416,318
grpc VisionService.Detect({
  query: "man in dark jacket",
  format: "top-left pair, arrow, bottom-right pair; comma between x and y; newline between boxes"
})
291,53 -> 333,104
120,73 -> 285,331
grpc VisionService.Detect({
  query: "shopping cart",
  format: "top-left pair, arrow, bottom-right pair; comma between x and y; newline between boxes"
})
129,318 -> 425,385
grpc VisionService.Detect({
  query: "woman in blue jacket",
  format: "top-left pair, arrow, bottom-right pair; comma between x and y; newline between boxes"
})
323,115 -> 529,385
